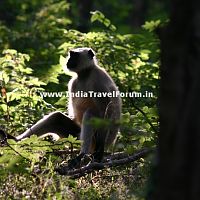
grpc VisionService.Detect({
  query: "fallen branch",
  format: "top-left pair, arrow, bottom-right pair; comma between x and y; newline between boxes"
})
103,152 -> 129,161
57,148 -> 154,178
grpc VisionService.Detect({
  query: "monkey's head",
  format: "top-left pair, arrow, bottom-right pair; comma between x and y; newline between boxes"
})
66,47 -> 96,73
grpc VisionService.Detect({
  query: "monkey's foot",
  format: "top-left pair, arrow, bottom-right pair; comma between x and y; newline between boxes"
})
68,153 -> 93,169
55,153 -> 93,175
92,152 -> 103,163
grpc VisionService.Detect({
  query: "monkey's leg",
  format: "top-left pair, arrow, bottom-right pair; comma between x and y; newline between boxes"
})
16,111 -> 80,141
92,129 -> 108,162
67,109 -> 95,169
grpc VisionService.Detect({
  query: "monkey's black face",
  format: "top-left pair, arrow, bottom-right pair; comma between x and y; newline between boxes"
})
67,48 -> 95,73
67,51 -> 80,71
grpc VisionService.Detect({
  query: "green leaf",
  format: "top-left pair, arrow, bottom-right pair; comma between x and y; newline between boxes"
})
142,20 -> 161,32
3,49 -> 17,55
90,12 -> 99,23
0,104 -> 7,112
90,10 -> 116,31
6,91 -> 20,102
59,55 -> 67,69
103,19 -> 110,27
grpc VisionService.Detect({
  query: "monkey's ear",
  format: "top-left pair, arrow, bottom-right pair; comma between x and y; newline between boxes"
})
88,49 -> 95,59
69,50 -> 75,55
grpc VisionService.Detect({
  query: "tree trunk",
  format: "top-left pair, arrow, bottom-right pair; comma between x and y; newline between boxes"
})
131,0 -> 147,29
150,0 -> 200,199
0,0 -> 16,25
77,0 -> 93,32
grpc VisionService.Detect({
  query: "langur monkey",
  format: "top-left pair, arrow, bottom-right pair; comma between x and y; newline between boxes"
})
5,48 -> 122,169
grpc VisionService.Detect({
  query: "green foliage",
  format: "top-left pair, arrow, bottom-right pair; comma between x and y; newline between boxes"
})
0,49 -> 53,134
142,20 -> 161,32
0,0 -> 162,198
0,134 -> 81,175
0,13 -> 159,165
90,10 -> 117,31
0,0 -> 71,86
0,136 -> 50,174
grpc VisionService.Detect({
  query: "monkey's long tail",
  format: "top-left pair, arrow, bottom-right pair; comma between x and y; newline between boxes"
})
0,112 -> 81,142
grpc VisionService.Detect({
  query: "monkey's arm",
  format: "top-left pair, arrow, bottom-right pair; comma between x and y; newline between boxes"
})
15,111 -> 80,141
